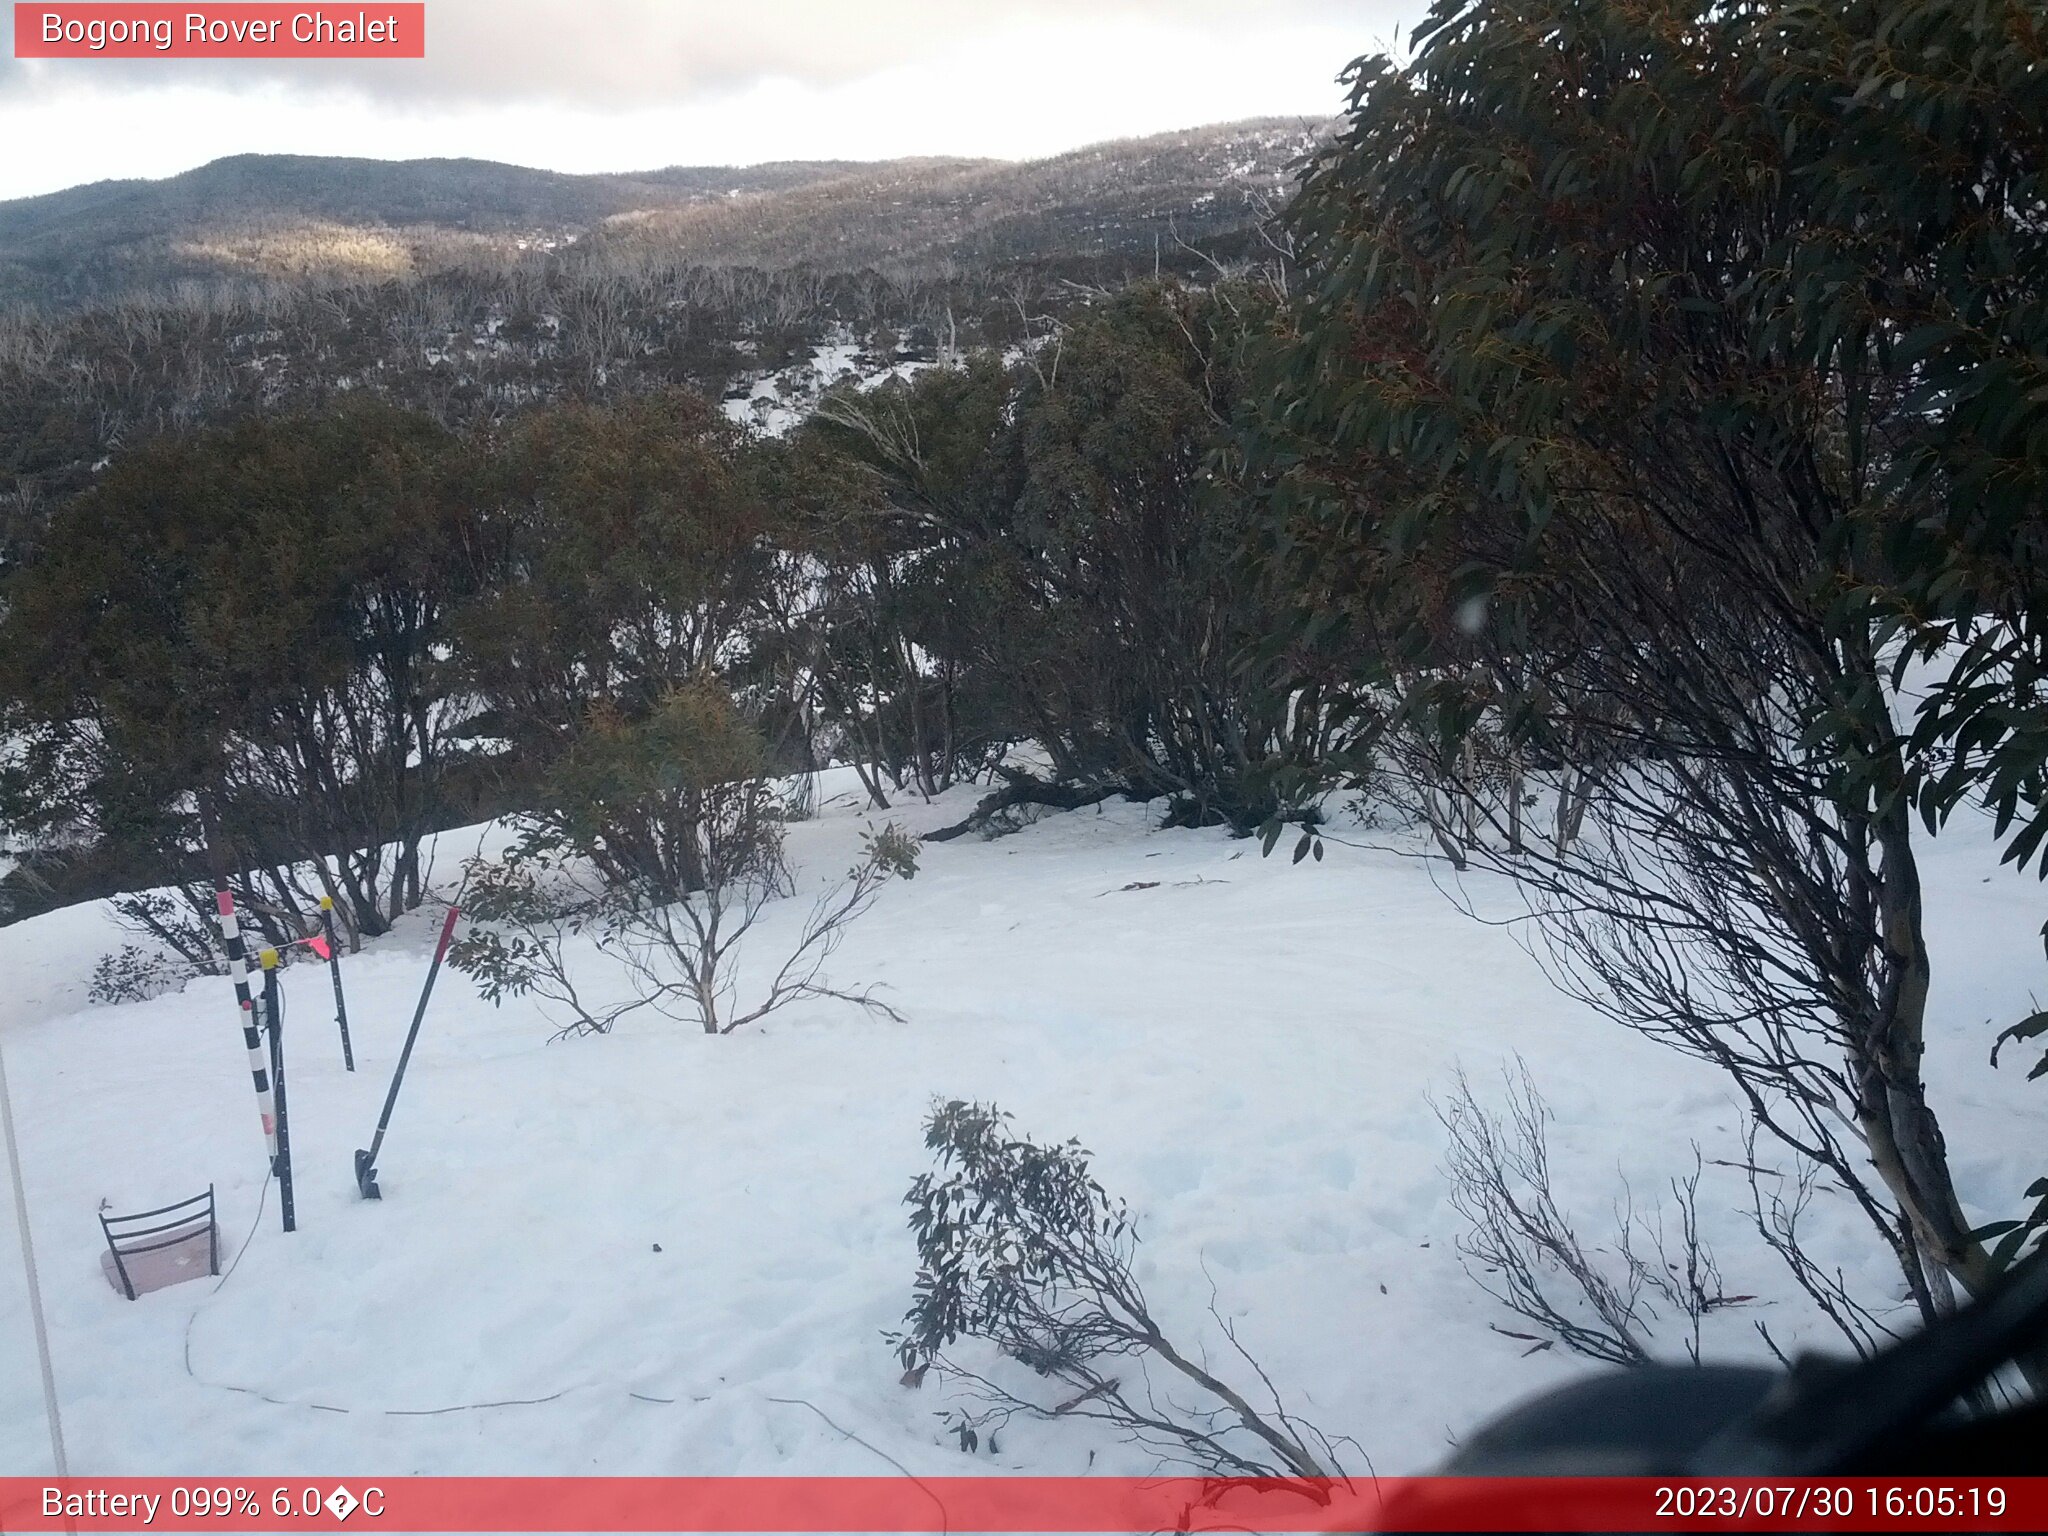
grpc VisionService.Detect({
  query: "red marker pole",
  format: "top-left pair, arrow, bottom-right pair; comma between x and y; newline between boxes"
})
354,905 -> 460,1200
318,895 -> 355,1071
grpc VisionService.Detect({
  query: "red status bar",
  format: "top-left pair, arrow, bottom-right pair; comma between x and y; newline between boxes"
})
1,1477 -> 2043,1532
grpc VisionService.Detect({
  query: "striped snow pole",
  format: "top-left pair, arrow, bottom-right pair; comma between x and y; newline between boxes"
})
215,889 -> 281,1170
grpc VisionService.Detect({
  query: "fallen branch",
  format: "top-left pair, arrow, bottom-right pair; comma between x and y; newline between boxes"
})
923,771 -> 1129,842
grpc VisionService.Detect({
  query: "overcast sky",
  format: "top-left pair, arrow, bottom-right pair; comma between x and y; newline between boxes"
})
0,2 -> 1415,201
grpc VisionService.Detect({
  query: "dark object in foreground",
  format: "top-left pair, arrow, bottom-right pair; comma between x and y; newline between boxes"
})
354,905 -> 460,1201
1441,1245 -> 2048,1478
98,1185 -> 218,1299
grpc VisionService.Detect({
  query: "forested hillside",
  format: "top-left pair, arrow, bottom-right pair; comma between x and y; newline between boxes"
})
0,119 -> 1316,307
0,118 -> 1319,560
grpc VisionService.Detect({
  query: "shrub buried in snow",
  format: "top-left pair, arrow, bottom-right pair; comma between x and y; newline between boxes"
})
891,1098 -> 1347,1483
452,681 -> 916,1036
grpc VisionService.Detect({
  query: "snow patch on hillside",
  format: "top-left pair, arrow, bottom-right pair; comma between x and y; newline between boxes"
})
721,328 -> 937,437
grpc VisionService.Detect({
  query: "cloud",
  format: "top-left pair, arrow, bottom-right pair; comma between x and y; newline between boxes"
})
0,3 -> 1405,200
10,1 -> 1383,107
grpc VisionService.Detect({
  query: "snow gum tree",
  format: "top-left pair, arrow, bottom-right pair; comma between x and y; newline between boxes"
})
451,389 -> 806,874
0,400 -> 472,948
778,355 -> 1020,807
796,282 -> 1343,832
452,677 -> 920,1036
1254,0 -> 2048,1354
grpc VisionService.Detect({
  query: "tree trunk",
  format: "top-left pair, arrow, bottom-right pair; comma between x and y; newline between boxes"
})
1506,748 -> 1524,856
1857,804 -> 1992,1305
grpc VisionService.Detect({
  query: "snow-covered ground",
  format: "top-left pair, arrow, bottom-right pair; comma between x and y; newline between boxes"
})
1,775 -> 2041,1477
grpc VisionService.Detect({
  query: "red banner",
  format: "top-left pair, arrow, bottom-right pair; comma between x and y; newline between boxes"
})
0,1477 -> 2043,1532
12,5 -> 424,58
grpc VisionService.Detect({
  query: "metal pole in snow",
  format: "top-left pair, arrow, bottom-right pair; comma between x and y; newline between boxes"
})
355,904 -> 460,1200
0,1017 -> 68,1477
215,889 -> 280,1170
260,949 -> 296,1234
319,896 -> 355,1071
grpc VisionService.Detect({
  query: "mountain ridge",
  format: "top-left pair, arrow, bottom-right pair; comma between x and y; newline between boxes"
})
0,119 -> 1325,305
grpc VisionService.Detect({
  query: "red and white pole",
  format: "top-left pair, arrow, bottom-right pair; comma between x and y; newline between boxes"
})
215,889 -> 280,1169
